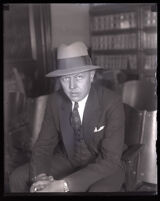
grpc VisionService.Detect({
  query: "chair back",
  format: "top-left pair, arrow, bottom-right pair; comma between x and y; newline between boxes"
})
137,110 -> 157,184
122,80 -> 157,111
30,95 -> 48,147
122,80 -> 157,185
124,104 -> 144,146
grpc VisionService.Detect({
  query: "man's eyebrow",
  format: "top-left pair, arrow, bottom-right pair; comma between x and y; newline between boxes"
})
66,73 -> 83,77
75,73 -> 82,76
61,72 -> 85,79
75,72 -> 85,76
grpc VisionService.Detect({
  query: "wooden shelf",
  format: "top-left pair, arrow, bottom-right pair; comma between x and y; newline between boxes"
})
92,49 -> 138,55
142,26 -> 157,32
143,49 -> 157,54
90,4 -> 140,15
91,28 -> 138,35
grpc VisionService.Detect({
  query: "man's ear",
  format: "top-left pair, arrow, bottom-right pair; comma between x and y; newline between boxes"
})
90,70 -> 95,82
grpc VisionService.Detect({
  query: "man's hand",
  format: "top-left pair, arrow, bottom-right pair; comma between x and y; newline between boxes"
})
33,173 -> 51,182
30,173 -> 54,192
31,179 -> 65,192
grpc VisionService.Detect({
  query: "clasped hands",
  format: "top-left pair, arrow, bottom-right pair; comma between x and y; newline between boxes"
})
30,173 -> 65,192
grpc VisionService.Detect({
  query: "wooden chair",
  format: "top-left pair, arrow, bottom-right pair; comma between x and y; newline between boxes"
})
121,80 -> 157,192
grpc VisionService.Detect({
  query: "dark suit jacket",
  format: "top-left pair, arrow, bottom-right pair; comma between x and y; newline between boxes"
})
29,84 -> 125,192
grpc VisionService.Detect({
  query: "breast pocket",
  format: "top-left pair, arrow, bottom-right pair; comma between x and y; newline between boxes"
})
93,126 -> 105,148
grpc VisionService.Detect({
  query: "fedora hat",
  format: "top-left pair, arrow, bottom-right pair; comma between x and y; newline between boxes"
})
46,41 -> 103,77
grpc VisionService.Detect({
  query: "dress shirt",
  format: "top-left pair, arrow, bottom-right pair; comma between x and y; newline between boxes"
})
72,94 -> 89,123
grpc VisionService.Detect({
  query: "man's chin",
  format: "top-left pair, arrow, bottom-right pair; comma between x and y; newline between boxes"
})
69,96 -> 82,102
70,98 -> 81,102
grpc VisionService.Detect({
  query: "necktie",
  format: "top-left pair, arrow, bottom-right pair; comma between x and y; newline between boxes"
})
70,102 -> 92,167
70,102 -> 81,137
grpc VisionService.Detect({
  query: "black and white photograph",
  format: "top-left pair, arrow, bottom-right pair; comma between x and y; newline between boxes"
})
3,3 -> 157,195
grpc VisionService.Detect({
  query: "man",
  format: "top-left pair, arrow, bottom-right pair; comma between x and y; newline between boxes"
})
9,41 -> 125,192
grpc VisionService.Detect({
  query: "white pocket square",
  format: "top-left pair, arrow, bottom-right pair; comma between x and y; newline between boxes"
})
94,126 -> 105,133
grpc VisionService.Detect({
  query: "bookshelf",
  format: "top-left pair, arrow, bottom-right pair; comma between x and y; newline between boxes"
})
140,4 -> 157,80
89,3 -> 157,86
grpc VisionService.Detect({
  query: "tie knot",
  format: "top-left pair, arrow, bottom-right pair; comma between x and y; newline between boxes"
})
74,102 -> 79,109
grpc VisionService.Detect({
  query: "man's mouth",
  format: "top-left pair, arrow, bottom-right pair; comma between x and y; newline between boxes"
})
71,92 -> 79,96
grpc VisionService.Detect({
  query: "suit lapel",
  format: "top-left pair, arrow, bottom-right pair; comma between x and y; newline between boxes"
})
82,85 -> 102,150
57,91 -> 75,160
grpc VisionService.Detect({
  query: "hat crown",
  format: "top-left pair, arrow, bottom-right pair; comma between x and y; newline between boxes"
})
46,41 -> 103,77
57,41 -> 88,59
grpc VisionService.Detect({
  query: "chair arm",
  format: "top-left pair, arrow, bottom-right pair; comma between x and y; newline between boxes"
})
122,144 -> 144,162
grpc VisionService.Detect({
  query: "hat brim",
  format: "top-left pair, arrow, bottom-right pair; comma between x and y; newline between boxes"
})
46,65 -> 103,77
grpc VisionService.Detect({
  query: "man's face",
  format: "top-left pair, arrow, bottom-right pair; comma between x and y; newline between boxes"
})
60,70 -> 95,102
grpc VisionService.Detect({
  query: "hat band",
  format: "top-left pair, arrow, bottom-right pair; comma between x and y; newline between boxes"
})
57,55 -> 92,70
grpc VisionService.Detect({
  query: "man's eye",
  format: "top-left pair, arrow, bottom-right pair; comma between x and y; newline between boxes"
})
76,75 -> 83,80
63,77 -> 70,81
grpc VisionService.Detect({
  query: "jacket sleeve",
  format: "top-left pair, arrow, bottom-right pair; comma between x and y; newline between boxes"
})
29,95 -> 59,180
64,97 -> 125,192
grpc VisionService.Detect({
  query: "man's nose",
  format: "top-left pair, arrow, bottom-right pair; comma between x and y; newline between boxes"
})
69,77 -> 76,89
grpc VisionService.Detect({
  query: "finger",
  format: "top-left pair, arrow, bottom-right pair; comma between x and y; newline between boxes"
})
30,185 -> 35,193
36,175 -> 54,182
30,186 -> 42,193
34,185 -> 46,192
36,173 -> 48,180
37,173 -> 47,178
30,183 -> 49,192
37,175 -> 50,181
32,180 -> 51,187
30,185 -> 39,193
37,186 -> 50,192
48,176 -> 54,181
38,188 -> 46,192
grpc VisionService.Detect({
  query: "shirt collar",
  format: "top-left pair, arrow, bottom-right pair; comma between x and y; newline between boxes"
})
72,94 -> 89,109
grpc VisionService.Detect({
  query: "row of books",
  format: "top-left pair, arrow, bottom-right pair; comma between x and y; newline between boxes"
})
91,12 -> 137,31
142,9 -> 157,27
92,54 -> 137,70
91,33 -> 137,50
144,55 -> 157,69
142,33 -> 157,49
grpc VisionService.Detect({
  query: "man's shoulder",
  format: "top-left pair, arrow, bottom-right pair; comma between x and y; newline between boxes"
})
47,90 -> 62,105
94,85 -> 123,112
94,84 -> 121,102
48,89 -> 63,98
47,89 -> 68,105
